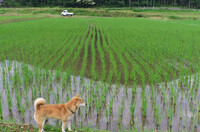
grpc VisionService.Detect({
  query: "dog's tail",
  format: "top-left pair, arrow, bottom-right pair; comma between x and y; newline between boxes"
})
34,98 -> 46,111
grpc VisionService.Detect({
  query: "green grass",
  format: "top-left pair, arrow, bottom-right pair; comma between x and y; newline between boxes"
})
0,121 -> 163,132
0,121 -> 110,132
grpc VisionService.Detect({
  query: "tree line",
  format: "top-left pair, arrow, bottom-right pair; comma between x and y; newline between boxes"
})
2,0 -> 200,8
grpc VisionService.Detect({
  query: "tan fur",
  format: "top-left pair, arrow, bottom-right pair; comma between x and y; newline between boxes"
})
34,98 -> 46,111
34,94 -> 86,132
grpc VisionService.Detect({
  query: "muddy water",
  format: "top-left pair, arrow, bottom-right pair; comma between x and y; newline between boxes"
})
0,60 -> 200,131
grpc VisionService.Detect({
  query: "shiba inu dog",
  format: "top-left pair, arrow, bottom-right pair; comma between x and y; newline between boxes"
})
34,94 -> 86,132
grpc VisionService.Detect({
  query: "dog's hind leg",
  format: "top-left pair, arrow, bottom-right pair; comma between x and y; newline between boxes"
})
41,119 -> 46,132
62,121 -> 67,132
34,114 -> 45,132
36,120 -> 44,132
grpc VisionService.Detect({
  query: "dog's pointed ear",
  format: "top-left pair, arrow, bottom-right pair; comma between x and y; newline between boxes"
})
76,94 -> 79,97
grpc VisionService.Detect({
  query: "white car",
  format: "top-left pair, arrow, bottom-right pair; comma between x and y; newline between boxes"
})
61,10 -> 74,16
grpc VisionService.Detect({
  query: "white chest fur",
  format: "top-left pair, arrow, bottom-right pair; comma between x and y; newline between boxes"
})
68,114 -> 74,121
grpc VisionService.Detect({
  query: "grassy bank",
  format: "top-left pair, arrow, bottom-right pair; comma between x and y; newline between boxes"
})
0,121 -> 159,132
0,7 -> 200,20
0,121 -> 110,132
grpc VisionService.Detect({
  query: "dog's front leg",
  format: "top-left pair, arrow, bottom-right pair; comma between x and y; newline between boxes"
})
62,121 -> 67,132
68,121 -> 72,131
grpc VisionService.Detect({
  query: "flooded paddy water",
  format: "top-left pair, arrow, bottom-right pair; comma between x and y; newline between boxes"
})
0,60 -> 200,131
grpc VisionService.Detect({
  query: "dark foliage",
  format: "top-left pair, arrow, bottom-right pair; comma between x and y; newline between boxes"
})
1,0 -> 200,8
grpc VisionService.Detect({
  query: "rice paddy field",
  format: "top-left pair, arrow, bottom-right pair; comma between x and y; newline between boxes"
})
0,16 -> 200,131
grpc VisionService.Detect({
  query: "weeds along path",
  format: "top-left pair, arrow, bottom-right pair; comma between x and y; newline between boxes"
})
0,16 -> 47,24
